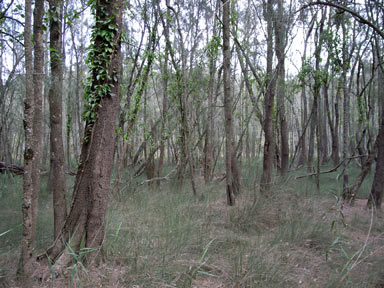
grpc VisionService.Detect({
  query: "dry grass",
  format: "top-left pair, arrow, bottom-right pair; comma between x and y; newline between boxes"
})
1,168 -> 384,287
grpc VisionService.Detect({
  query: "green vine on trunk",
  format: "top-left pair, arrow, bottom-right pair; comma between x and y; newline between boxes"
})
82,0 -> 120,131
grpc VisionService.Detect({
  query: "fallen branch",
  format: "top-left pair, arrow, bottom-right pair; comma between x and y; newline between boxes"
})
0,161 -> 24,175
139,168 -> 176,185
295,155 -> 368,179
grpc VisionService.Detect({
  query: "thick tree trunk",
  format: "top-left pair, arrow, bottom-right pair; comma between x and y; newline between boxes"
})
48,0 -> 67,240
39,0 -> 122,268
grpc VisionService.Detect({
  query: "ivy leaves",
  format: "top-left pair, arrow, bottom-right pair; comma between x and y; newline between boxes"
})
82,0 -> 120,127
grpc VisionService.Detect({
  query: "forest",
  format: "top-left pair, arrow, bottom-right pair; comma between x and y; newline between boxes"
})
1,0 -> 384,287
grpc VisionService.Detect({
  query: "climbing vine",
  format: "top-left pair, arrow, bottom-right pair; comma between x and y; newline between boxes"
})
82,0 -> 120,127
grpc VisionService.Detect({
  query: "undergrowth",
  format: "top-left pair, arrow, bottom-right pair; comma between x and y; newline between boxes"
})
0,163 -> 383,287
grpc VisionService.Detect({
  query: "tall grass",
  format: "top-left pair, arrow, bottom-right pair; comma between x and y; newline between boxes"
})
0,162 -> 383,287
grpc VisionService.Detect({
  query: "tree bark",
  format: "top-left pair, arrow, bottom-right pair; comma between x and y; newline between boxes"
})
204,1 -> 219,183
48,0 -> 67,240
31,0 -> 45,247
341,19 -> 351,199
324,79 -> 340,165
222,0 -> 237,205
367,110 -> 384,209
39,0 -> 122,268
274,0 -> 289,174
261,0 -> 276,193
20,0 -> 35,278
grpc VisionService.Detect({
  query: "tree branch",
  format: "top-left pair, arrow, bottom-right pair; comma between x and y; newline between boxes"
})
297,1 -> 384,39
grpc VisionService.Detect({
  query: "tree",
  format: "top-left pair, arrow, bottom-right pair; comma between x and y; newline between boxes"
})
274,0 -> 289,174
367,105 -> 384,208
261,0 -> 276,193
19,0 -> 44,279
38,0 -> 123,268
48,0 -> 67,240
204,0 -> 220,183
19,0 -> 35,279
222,0 -> 239,205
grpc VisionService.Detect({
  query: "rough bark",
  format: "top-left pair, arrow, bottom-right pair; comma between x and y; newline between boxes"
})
39,0 -> 122,268
48,0 -> 67,240
20,0 -> 35,278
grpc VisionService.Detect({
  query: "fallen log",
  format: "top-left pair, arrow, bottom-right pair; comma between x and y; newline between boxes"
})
0,161 -> 25,175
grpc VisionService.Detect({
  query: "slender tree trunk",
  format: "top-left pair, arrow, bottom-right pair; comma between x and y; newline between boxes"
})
261,0 -> 276,193
324,79 -> 340,165
31,0 -> 44,244
297,20 -> 315,167
274,0 -> 289,174
157,49 -> 168,187
222,0 -> 237,205
341,20 -> 351,199
20,0 -> 35,278
19,0 -> 45,279
204,2 -> 219,183
48,0 -> 67,240
320,86 -> 328,162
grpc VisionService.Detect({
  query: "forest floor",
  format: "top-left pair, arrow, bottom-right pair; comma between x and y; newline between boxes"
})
1,164 -> 384,287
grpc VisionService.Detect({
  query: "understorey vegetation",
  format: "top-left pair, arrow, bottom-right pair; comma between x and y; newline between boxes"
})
1,0 -> 384,286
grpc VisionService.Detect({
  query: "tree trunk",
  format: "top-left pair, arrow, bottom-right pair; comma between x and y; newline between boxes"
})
20,0 -> 35,278
261,0 -> 276,193
324,79 -> 340,165
274,0 -> 289,174
39,0 -> 122,268
346,136 -> 378,200
341,19 -> 351,199
157,45 -> 169,187
204,1 -> 219,183
48,0 -> 67,240
19,0 -> 45,279
367,110 -> 384,209
31,0 -> 44,246
222,0 -> 237,205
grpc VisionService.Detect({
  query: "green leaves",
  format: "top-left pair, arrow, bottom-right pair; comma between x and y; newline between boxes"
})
82,1 -> 121,129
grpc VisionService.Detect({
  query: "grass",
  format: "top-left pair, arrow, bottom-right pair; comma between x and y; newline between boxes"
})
1,162 -> 384,287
